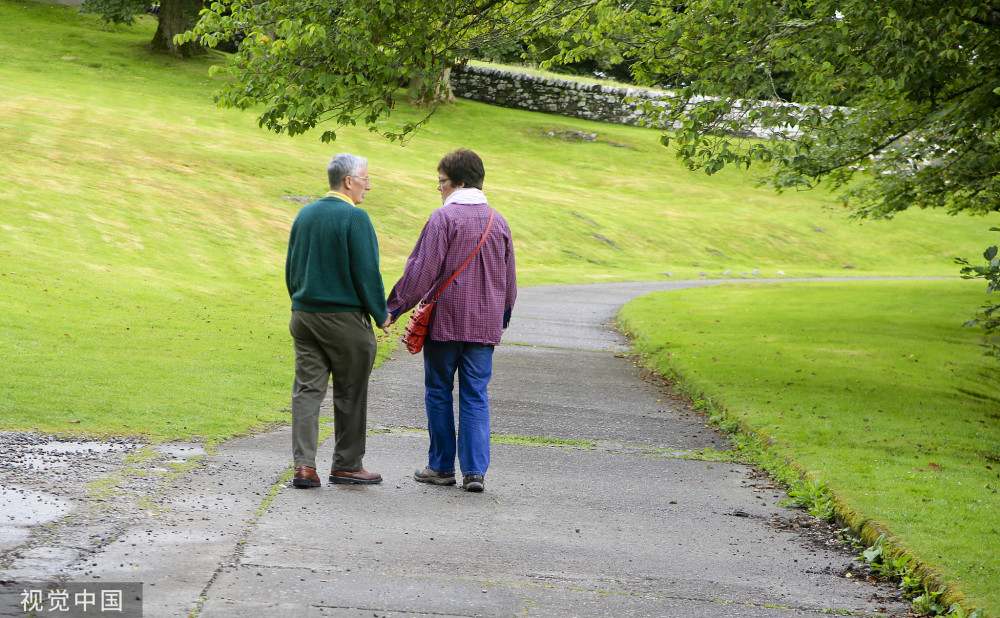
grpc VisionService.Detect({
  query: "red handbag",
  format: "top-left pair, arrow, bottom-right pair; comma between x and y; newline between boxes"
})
402,300 -> 435,354
401,211 -> 494,354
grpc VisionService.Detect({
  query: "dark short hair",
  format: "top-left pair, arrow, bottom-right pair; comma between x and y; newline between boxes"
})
438,148 -> 485,190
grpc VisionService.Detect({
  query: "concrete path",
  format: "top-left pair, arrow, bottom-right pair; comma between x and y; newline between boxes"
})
1,281 -> 909,617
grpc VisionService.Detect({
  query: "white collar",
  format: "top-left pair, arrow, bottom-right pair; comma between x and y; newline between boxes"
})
444,187 -> 488,207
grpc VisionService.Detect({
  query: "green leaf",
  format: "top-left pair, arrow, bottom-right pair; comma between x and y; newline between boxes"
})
862,545 -> 883,563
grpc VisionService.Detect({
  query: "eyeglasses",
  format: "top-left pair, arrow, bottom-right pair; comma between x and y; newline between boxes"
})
437,177 -> 450,186
350,175 -> 371,184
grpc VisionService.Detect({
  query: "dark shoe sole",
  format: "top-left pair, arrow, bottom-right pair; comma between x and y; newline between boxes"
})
292,478 -> 321,488
414,473 -> 457,486
329,475 -> 382,485
462,474 -> 485,492
415,477 -> 457,486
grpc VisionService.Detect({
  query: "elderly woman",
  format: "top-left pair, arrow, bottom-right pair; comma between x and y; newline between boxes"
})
387,149 -> 517,493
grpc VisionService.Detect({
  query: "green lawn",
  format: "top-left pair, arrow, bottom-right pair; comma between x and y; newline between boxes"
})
620,280 -> 1000,616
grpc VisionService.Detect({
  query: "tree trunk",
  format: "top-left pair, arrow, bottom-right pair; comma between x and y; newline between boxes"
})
408,68 -> 456,106
149,0 -> 205,57
437,68 -> 457,104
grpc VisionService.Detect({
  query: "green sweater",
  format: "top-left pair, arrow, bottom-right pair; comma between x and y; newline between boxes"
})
285,196 -> 389,324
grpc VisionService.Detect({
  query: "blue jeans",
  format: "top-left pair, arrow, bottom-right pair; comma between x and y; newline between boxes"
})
423,339 -> 494,476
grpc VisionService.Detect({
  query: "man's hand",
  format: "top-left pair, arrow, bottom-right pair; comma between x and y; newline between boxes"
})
379,317 -> 392,332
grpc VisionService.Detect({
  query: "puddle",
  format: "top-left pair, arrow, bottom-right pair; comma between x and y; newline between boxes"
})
152,443 -> 205,459
0,485 -> 73,550
30,442 -> 133,455
12,454 -> 73,470
0,435 -> 203,554
1,441 -> 136,471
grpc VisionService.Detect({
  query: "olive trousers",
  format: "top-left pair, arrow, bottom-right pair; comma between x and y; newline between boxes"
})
289,310 -> 376,472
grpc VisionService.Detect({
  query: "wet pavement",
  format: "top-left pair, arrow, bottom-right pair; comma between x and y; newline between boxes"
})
0,281 -> 911,617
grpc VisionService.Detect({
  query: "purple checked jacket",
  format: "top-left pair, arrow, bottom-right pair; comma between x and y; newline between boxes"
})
387,193 -> 516,346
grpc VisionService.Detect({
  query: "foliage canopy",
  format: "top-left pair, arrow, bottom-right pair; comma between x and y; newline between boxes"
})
181,0 -> 597,142
184,0 -> 1000,220
547,0 -> 1000,219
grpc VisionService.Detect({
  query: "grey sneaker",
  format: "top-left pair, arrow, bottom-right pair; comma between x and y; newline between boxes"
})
413,467 -> 456,486
462,474 -> 485,493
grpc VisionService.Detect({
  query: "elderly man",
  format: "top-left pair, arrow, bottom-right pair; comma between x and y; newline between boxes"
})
285,153 -> 391,487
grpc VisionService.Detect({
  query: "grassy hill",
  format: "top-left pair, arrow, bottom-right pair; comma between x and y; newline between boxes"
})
1,0 -> 997,441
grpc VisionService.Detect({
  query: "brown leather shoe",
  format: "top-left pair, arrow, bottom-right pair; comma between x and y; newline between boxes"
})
329,468 -> 382,485
292,465 -> 321,488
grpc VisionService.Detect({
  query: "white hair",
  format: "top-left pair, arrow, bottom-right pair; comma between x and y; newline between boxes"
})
327,153 -> 366,189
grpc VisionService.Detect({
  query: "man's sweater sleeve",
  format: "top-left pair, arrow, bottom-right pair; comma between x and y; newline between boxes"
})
348,209 -> 389,325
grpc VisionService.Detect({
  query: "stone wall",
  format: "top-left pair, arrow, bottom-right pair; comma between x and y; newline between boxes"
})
449,64 -> 801,139
449,64 -> 670,128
